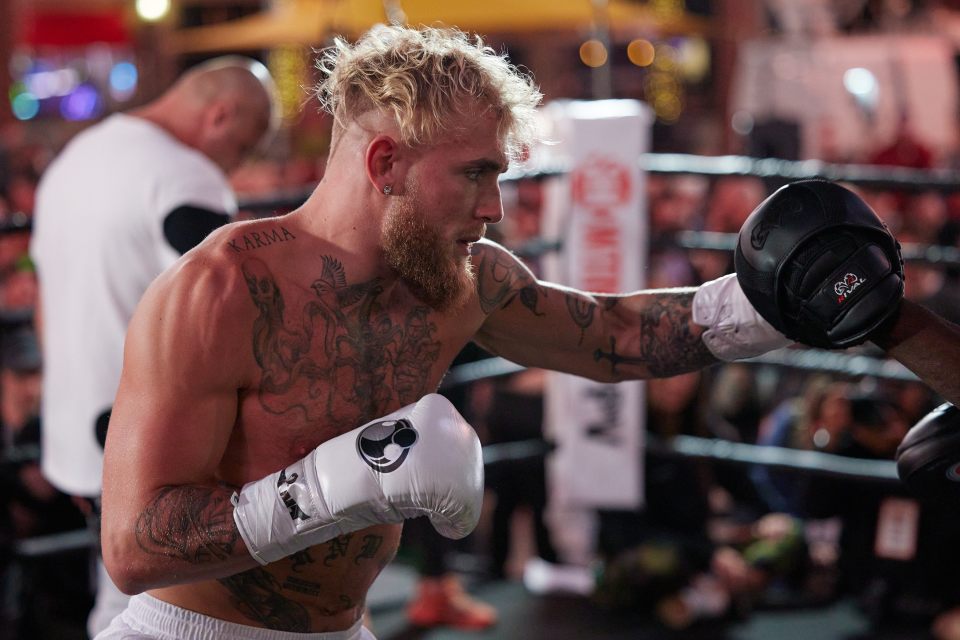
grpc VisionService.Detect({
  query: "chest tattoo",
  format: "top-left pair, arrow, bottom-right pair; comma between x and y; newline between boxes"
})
241,256 -> 442,425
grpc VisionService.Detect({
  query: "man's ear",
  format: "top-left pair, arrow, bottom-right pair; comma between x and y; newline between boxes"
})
203,100 -> 233,136
365,135 -> 405,195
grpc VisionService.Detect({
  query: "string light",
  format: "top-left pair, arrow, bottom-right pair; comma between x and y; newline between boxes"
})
579,39 -> 608,68
136,0 -> 170,22
644,43 -> 683,123
641,0 -> 686,123
627,39 -> 655,67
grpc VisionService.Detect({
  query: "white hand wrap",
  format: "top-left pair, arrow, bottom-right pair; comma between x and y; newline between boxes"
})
692,273 -> 792,361
232,394 -> 484,565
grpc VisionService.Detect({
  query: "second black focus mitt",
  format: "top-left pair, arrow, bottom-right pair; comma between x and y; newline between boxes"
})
896,403 -> 960,502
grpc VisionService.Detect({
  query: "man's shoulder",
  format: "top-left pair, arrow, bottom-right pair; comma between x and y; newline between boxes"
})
159,215 -> 304,306
154,229 -> 253,310
471,238 -> 536,284
470,237 -> 519,270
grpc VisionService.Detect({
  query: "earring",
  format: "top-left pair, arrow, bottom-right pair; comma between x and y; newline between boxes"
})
382,185 -> 393,195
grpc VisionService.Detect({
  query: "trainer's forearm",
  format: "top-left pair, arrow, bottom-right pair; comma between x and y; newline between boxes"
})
872,299 -> 960,407
107,483 -> 260,593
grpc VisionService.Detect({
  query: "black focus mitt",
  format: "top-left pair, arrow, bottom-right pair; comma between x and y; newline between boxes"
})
896,403 -> 960,502
735,180 -> 904,349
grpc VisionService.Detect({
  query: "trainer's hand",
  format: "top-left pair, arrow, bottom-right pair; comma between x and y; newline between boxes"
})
233,394 -> 483,565
896,403 -> 960,503
734,180 -> 904,349
692,273 -> 792,361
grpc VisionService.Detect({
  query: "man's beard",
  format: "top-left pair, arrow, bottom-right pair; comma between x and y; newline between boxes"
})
381,192 -> 476,312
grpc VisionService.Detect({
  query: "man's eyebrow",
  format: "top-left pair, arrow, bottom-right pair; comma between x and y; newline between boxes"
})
465,158 -> 509,173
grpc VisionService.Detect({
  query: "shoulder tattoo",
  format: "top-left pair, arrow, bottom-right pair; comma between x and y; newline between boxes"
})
473,245 -> 536,314
228,226 -> 297,253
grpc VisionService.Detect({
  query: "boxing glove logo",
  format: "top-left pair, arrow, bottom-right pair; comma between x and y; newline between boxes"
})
834,273 -> 865,303
750,220 -> 776,250
277,468 -> 311,521
749,195 -> 800,250
356,419 -> 419,473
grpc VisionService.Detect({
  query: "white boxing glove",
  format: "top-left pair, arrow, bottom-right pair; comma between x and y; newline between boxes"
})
232,394 -> 483,565
692,273 -> 792,361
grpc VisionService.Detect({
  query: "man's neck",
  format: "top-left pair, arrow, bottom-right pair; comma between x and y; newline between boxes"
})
128,102 -> 196,150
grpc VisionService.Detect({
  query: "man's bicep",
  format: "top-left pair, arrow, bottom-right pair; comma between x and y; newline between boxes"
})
101,263 -> 266,590
475,277 -> 615,376
104,275 -> 242,497
106,366 -> 238,491
471,241 -> 600,369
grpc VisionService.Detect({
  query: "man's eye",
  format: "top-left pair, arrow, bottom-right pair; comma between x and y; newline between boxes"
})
466,169 -> 482,181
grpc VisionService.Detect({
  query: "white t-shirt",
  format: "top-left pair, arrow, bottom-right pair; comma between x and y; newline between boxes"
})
30,113 -> 237,496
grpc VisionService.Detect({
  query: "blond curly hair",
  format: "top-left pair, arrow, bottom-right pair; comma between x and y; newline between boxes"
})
316,24 -> 542,159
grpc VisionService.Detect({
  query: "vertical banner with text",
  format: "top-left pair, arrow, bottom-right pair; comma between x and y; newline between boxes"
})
541,100 -> 651,511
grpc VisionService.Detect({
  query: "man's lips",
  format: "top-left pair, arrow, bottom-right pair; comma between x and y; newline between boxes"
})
456,236 -> 482,255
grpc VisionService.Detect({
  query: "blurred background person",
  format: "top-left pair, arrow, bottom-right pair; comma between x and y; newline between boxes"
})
0,324 -> 90,638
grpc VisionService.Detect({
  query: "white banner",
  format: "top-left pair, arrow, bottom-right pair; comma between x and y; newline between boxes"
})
540,100 -> 651,510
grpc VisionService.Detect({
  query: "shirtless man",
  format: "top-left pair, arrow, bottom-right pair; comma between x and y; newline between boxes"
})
96,25 -> 956,640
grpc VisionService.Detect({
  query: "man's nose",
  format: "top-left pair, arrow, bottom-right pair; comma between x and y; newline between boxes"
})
476,182 -> 504,224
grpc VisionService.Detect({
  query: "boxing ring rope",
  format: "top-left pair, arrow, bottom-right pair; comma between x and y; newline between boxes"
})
646,434 -> 898,483
638,153 -> 960,191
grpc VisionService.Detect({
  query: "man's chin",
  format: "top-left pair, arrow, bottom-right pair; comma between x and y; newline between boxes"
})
404,263 -> 475,313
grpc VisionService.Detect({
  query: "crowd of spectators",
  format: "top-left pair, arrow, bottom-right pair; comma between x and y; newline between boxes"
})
0,108 -> 959,638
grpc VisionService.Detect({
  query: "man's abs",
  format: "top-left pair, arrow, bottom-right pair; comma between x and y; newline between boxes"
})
149,523 -> 402,633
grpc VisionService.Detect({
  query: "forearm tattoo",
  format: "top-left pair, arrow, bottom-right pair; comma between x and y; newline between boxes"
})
566,297 -> 596,345
134,485 -> 240,563
594,293 -> 715,377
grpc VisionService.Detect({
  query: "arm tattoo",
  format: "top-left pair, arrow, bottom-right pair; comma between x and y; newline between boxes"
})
519,285 -> 546,316
473,246 -> 535,313
219,568 -> 310,631
594,293 -> 715,377
228,226 -> 297,253
566,297 -> 596,345
134,485 -> 239,564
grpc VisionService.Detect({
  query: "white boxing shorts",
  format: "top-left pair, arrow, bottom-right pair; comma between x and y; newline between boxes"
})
94,593 -> 376,640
